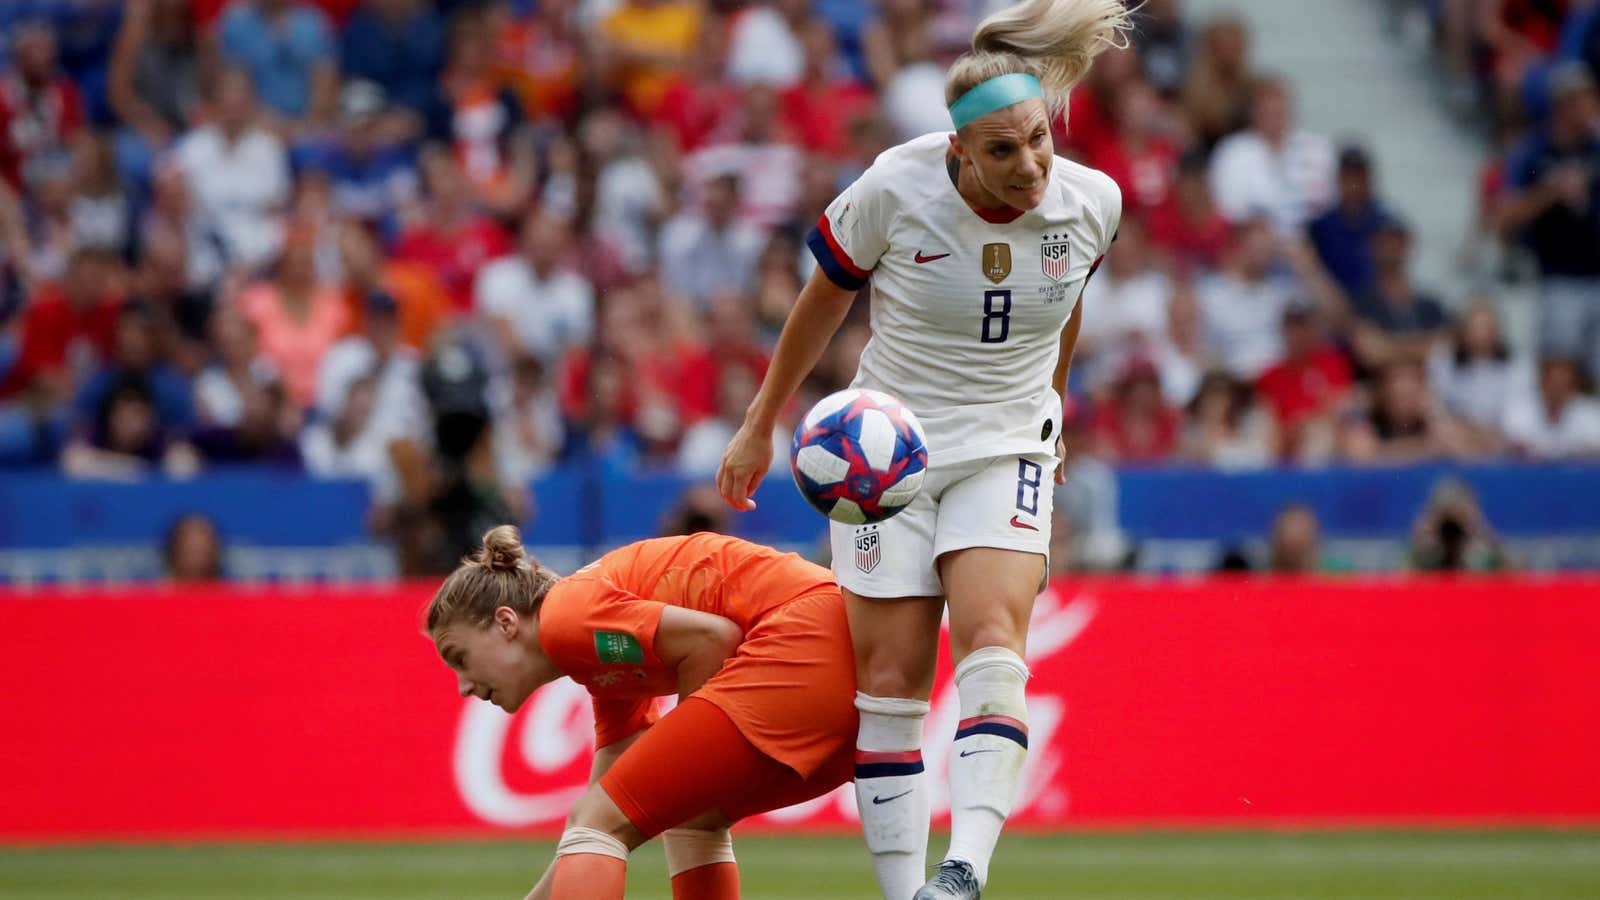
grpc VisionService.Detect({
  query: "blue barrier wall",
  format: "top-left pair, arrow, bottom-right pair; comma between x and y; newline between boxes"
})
3,463 -> 1599,551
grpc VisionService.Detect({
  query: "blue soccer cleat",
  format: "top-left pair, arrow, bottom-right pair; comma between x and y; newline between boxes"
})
913,859 -> 981,899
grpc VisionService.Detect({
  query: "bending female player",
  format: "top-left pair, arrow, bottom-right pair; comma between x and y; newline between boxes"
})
427,526 -> 859,900
716,2 -> 1132,897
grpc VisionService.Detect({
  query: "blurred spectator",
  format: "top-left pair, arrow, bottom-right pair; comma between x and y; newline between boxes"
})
1134,0 -> 1192,97
0,20 -> 84,191
726,0 -> 807,88
1077,217 -> 1172,393
1500,356 -> 1600,458
67,133 -> 131,260
659,483 -> 732,536
475,208 -> 596,368
1197,217 -> 1300,379
1409,479 -> 1510,572
492,0 -> 585,125
1146,149 -> 1233,271
340,0 -> 444,122
1255,303 -> 1353,460
193,308 -> 279,431
1499,63 -> 1600,381
583,109 -> 671,277
163,513 -> 224,581
0,247 -> 121,400
238,230 -> 350,409
598,0 -> 704,118
1181,13 -> 1254,149
316,291 -> 426,443
216,0 -> 338,131
60,371 -> 200,480
1181,370 -> 1276,470
678,353 -> 783,477
779,17 -> 876,159
395,146 -> 511,311
1091,358 -> 1182,463
71,305 -> 194,450
1060,45 -> 1141,160
688,83 -> 802,228
434,6 -> 535,218
561,350 -> 644,468
297,80 -> 419,238
1306,144 -> 1394,298
141,162 -> 225,291
1266,502 -> 1322,574
127,229 -> 210,373
1428,300 -> 1534,434
492,354 -> 565,486
14,154 -> 78,284
173,67 -> 291,274
1054,397 -> 1128,571
1338,357 -> 1480,465
337,221 -> 448,352
654,15 -> 738,153
1152,277 -> 1206,407
658,170 -> 766,308
300,371 -> 401,501
882,16 -> 948,141
1351,220 -> 1451,361
108,0 -> 204,187
1084,78 -> 1183,218
1208,75 -> 1335,234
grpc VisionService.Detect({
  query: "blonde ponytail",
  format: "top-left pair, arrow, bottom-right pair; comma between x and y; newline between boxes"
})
947,0 -> 1137,114
426,525 -> 560,632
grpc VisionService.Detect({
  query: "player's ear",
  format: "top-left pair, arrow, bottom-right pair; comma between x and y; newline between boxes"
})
493,606 -> 519,637
948,131 -> 965,161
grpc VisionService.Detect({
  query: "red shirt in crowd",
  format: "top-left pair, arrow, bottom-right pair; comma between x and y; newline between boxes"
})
1087,135 -> 1182,217
0,286 -> 121,398
1145,194 -> 1233,271
779,81 -> 875,159
395,217 -> 511,312
1255,345 -> 1353,429
0,72 -> 84,189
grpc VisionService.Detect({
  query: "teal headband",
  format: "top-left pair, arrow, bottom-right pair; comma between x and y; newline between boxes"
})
948,73 -> 1044,130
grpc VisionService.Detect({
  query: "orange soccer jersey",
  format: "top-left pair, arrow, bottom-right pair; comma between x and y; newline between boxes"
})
536,533 -> 856,779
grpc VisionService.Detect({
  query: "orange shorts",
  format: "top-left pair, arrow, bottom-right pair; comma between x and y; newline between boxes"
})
688,590 -> 859,779
600,696 -> 855,838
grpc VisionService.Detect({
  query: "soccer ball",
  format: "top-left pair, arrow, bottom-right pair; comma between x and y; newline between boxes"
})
791,389 -> 929,524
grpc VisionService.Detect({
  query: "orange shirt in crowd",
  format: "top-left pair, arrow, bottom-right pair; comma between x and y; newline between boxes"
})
343,260 -> 451,351
601,1 -> 702,117
239,280 -> 351,408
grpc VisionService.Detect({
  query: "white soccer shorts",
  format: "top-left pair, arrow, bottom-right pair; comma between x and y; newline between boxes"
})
829,451 -> 1056,598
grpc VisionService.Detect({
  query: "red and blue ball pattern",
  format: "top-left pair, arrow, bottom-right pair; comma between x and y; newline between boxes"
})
791,389 -> 929,524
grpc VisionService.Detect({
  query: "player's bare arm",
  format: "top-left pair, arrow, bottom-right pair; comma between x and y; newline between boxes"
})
654,606 -> 745,700
717,268 -> 858,510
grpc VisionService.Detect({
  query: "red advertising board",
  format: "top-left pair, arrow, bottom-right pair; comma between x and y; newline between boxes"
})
3,577 -> 1598,840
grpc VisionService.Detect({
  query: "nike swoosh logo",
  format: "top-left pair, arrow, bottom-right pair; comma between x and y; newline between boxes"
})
914,251 -> 950,263
871,790 -> 913,805
1009,515 -> 1038,531
959,748 -> 1002,758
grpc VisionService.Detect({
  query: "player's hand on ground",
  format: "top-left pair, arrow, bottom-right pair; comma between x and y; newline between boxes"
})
1054,432 -> 1068,484
716,424 -> 774,511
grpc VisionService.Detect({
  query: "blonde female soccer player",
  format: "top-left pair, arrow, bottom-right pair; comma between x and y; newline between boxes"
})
427,526 -> 860,900
716,2 -> 1132,896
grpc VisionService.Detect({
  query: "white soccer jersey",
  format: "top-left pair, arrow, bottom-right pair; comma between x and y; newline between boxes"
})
807,132 -> 1122,465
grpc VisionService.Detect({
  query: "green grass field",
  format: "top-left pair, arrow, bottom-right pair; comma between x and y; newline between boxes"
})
3,831 -> 1597,899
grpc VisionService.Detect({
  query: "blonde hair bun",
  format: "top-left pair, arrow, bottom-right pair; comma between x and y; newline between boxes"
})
480,525 -> 527,573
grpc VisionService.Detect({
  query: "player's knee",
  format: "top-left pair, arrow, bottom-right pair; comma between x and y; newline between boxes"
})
953,620 -> 1027,661
566,785 -> 646,849
857,653 -> 935,699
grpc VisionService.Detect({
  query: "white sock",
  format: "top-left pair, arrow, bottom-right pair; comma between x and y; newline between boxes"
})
944,647 -> 1030,888
853,692 -> 931,900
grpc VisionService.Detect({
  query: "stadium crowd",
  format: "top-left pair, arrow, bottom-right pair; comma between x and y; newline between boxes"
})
0,0 -> 1597,568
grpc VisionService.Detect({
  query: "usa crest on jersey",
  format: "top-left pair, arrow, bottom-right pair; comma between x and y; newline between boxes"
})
1041,234 -> 1071,282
